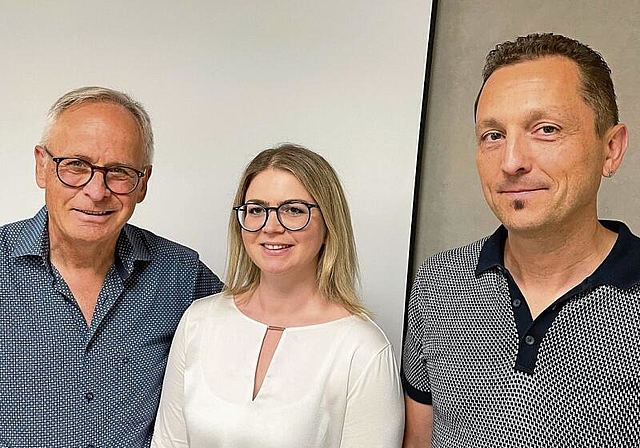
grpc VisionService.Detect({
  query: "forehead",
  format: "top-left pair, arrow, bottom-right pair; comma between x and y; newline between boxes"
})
245,168 -> 313,201
476,57 -> 592,123
49,102 -> 144,161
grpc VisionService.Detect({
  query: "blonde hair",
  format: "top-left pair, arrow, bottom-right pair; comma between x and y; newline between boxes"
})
225,143 -> 367,317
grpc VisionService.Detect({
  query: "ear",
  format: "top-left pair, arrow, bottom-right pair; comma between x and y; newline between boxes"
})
135,165 -> 152,204
34,145 -> 48,189
602,123 -> 628,177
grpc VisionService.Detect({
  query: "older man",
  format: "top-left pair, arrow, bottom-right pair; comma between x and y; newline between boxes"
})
402,34 -> 638,447
0,87 -> 223,447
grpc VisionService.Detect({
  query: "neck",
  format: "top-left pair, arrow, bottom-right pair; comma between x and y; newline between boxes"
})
48,231 -> 117,276
504,219 -> 616,310
237,272 -> 346,327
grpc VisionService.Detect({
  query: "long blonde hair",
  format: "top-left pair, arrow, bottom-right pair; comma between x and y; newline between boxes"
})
225,143 -> 367,317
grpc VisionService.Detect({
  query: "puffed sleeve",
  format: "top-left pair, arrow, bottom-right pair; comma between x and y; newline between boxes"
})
340,344 -> 405,447
151,307 -> 191,448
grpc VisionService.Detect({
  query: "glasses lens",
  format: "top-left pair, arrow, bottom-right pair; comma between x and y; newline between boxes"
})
57,159 -> 93,187
105,167 -> 141,194
238,204 -> 267,231
277,202 -> 311,231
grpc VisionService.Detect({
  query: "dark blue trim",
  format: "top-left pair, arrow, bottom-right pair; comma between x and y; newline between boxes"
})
475,221 -> 640,374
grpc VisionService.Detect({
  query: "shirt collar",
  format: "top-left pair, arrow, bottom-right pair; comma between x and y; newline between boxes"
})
11,207 -> 50,259
12,207 -> 152,279
476,220 -> 640,289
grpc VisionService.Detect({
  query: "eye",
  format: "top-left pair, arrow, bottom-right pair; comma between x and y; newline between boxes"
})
280,203 -> 307,216
59,158 -> 91,172
540,125 -> 558,134
107,166 -> 138,180
481,131 -> 504,142
245,204 -> 266,216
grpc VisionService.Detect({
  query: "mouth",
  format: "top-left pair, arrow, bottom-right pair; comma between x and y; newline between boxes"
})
261,243 -> 293,251
499,187 -> 546,195
74,208 -> 114,216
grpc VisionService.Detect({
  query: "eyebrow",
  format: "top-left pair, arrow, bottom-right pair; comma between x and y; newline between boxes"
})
244,198 -> 311,206
56,152 -> 139,169
475,107 -> 577,134
475,117 -> 503,135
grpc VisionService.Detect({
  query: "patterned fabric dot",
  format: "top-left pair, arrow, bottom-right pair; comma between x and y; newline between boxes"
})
0,207 -> 223,448
402,221 -> 640,447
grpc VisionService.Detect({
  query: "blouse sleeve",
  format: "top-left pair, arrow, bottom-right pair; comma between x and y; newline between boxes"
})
150,308 -> 191,448
340,344 -> 405,447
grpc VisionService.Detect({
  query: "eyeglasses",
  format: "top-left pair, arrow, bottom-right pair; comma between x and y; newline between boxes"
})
233,201 -> 319,232
41,146 -> 146,195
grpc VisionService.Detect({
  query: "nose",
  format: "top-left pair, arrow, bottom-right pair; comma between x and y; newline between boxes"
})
500,134 -> 531,175
82,170 -> 111,200
262,209 -> 285,233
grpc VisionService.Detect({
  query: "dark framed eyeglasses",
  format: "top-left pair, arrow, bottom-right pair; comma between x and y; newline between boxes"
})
233,201 -> 319,232
41,146 -> 146,195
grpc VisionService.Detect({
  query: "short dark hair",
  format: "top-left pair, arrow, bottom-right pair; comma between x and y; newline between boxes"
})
475,33 -> 618,136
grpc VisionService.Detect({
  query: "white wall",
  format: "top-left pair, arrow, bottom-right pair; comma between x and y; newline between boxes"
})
0,1 -> 431,355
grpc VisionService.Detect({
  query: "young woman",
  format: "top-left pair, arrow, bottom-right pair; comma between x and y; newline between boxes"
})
152,144 -> 404,447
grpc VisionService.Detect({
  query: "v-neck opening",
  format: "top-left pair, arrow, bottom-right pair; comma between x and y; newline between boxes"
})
252,326 -> 285,401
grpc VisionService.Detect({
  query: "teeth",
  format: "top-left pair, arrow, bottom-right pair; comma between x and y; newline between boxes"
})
82,210 -> 109,215
264,244 -> 289,250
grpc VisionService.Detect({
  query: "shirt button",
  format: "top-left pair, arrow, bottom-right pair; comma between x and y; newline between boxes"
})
85,392 -> 94,402
525,335 -> 536,345
512,298 -> 521,308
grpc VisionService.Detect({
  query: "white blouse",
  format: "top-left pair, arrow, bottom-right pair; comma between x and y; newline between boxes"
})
151,293 -> 404,448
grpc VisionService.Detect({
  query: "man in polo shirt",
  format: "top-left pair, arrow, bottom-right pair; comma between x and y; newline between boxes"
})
402,33 -> 639,447
0,86 -> 223,447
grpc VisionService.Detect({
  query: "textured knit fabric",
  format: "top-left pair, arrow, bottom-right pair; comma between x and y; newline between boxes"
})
402,220 -> 640,448
151,293 -> 404,448
0,207 -> 223,448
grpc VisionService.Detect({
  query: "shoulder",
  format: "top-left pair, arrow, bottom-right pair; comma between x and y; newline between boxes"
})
346,316 -> 393,351
0,218 -> 28,245
416,237 -> 488,278
408,236 -> 491,319
336,317 -> 398,386
122,223 -> 202,262
181,292 -> 235,324
412,237 -> 490,297
0,211 -> 44,256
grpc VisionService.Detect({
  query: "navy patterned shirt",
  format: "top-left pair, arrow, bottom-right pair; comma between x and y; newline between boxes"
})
0,207 -> 223,448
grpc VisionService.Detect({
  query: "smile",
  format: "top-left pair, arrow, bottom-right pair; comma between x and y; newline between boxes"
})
262,243 -> 292,250
75,209 -> 113,216
499,188 -> 546,195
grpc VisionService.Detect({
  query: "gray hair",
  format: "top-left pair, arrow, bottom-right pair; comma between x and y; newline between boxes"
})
40,86 -> 154,164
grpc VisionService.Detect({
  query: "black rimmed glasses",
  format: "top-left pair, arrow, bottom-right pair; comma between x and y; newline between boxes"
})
41,146 -> 146,195
233,201 -> 319,232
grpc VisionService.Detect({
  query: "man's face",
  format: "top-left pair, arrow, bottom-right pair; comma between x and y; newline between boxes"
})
475,56 -> 613,236
35,102 -> 150,250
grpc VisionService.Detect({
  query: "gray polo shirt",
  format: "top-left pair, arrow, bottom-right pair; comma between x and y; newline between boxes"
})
402,220 -> 640,447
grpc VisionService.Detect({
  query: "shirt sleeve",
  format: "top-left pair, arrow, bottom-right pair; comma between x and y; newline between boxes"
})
401,264 -> 433,405
340,344 -> 405,447
151,308 -> 191,448
193,260 -> 223,299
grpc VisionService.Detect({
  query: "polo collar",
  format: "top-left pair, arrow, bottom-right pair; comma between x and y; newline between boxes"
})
476,220 -> 640,290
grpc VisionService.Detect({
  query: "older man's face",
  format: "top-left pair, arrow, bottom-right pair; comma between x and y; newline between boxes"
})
474,56 -> 610,237
35,102 -> 149,250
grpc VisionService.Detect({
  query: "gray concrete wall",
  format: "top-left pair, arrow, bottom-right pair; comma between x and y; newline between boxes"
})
412,0 -> 640,274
